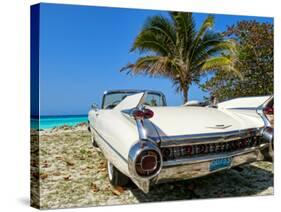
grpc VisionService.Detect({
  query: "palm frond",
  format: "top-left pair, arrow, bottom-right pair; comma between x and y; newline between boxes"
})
171,12 -> 195,60
201,56 -> 242,78
131,15 -> 177,55
190,15 -> 214,62
120,55 -> 176,77
142,15 -> 177,49
131,32 -> 170,55
191,39 -> 237,68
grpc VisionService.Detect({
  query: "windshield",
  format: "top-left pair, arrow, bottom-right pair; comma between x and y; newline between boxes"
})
102,91 -> 166,109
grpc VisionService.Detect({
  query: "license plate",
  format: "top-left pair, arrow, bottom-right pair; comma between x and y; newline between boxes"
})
209,157 -> 232,171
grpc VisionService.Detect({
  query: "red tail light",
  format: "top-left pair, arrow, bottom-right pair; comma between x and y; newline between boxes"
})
132,110 -> 144,119
263,107 -> 274,115
135,150 -> 160,177
143,108 -> 154,119
141,154 -> 157,170
132,108 -> 154,119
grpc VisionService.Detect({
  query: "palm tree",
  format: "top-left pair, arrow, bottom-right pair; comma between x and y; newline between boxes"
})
121,12 -> 238,103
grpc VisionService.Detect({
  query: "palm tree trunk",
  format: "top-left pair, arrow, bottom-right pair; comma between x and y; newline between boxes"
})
183,86 -> 189,103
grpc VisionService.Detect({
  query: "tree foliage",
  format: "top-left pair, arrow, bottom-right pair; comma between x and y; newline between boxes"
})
202,20 -> 273,101
121,12 -> 237,103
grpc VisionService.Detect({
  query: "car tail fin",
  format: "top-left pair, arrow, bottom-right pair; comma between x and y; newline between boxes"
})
114,92 -> 146,111
217,96 -> 272,109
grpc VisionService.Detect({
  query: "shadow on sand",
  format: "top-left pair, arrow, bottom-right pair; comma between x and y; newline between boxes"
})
128,164 -> 273,203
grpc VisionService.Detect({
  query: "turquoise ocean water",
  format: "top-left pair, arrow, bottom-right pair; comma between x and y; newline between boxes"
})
31,115 -> 88,129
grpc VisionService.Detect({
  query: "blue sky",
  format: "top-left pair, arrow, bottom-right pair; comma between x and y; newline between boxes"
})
37,3 -> 273,116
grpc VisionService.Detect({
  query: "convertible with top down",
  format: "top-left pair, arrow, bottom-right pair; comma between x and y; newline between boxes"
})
88,89 -> 273,193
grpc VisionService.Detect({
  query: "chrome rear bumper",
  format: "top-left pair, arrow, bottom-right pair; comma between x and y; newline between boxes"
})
154,144 -> 268,184
129,127 -> 273,193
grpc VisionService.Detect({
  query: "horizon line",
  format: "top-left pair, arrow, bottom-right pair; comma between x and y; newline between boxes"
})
31,114 -> 88,118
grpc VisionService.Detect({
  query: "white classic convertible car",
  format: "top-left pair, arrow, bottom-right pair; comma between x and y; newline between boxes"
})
88,89 -> 273,193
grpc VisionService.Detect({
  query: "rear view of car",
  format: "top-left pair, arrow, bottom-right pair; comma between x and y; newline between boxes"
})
88,90 -> 274,192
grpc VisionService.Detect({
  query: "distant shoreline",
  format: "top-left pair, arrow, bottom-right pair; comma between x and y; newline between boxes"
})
31,114 -> 88,119
31,121 -> 88,131
31,115 -> 88,130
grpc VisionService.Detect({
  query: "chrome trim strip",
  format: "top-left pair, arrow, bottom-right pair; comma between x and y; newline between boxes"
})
227,107 -> 257,110
256,96 -> 273,160
91,127 -> 127,163
123,103 -> 156,142
157,128 -> 262,147
136,119 -> 147,140
257,108 -> 271,127
162,143 -> 268,167
257,95 -> 273,127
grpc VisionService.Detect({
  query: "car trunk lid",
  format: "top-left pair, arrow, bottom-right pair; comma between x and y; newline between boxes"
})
147,106 -> 262,138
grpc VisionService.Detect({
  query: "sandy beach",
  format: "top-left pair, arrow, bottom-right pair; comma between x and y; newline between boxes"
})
31,123 -> 273,209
